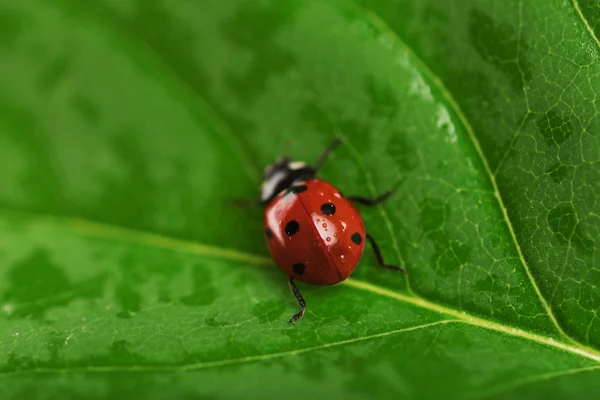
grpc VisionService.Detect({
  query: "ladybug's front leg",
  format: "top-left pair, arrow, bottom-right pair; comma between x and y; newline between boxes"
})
366,233 -> 407,274
288,277 -> 306,324
347,190 -> 394,206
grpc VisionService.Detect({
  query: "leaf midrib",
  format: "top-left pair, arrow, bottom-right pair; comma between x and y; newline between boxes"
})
572,0 -> 600,49
4,210 -> 600,365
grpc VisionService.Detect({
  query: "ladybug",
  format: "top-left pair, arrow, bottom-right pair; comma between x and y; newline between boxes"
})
249,138 -> 406,323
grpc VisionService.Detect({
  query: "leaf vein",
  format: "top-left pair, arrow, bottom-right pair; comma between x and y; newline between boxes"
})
0,320 -> 458,377
470,365 -> 600,400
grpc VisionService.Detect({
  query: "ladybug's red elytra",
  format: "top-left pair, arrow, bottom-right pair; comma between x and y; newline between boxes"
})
250,138 -> 406,323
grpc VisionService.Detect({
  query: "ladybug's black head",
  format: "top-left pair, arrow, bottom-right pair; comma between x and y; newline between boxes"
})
260,157 -> 314,204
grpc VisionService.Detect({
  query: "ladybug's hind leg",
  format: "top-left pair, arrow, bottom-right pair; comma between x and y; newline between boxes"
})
366,233 -> 407,274
347,190 -> 394,206
288,277 -> 306,324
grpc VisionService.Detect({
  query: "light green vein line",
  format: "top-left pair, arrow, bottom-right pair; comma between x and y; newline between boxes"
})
493,111 -> 530,176
4,211 -> 600,364
361,7 -> 578,345
469,365 -> 600,400
344,279 -> 600,363
66,218 -> 270,265
572,0 -> 600,49
6,211 -> 271,266
0,320 -> 457,377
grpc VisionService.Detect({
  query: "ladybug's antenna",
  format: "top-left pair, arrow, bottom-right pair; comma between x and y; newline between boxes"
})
313,136 -> 345,173
282,139 -> 293,159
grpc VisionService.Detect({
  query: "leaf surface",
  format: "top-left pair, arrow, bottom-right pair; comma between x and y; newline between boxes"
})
0,0 -> 599,398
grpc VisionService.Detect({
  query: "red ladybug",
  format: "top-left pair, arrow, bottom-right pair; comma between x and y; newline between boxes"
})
254,138 -> 405,323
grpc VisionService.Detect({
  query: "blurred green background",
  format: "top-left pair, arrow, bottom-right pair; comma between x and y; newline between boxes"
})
0,0 -> 599,399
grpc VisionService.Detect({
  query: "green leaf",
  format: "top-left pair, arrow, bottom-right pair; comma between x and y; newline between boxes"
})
0,0 -> 599,398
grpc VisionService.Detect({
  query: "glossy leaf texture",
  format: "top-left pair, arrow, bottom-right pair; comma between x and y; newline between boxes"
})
0,0 -> 599,398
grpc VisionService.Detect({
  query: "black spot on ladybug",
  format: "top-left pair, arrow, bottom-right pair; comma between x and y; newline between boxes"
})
293,263 -> 305,275
351,232 -> 362,245
285,220 -> 300,235
265,227 -> 273,239
321,203 -> 336,216
289,185 -> 308,194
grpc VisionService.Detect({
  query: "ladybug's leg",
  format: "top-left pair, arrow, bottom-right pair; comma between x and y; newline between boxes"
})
312,137 -> 344,173
288,277 -> 306,324
347,190 -> 394,206
366,233 -> 407,273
